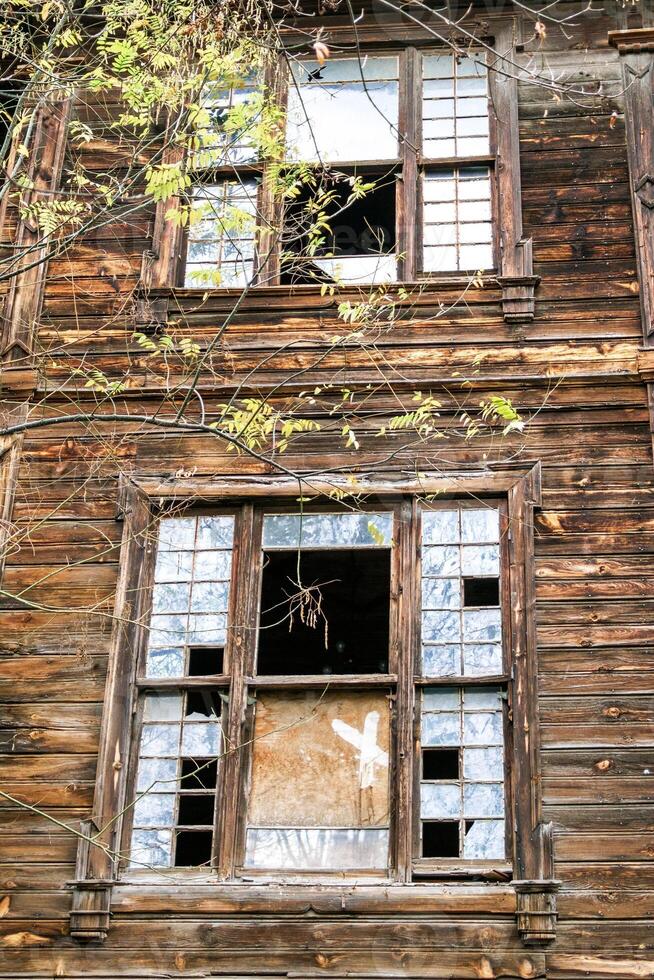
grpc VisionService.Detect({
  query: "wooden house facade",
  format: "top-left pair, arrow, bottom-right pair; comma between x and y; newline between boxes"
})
1,2 -> 653,979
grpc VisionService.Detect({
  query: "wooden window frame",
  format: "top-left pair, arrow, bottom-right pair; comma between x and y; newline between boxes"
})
143,16 -> 537,321
70,464 -> 558,945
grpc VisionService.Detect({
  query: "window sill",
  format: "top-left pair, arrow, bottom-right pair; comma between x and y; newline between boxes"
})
110,877 -> 518,916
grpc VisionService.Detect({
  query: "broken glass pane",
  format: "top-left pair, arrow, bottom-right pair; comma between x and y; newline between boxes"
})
422,609 -> 461,644
148,614 -> 188,649
158,518 -> 196,552
262,513 -> 392,548
422,546 -> 460,576
463,819 -> 505,860
461,508 -> 500,543
244,827 -> 389,871
133,792 -> 176,828
463,643 -> 503,676
152,583 -> 191,615
422,644 -> 460,676
463,711 -> 503,746
145,647 -> 185,679
422,510 -> 459,545
286,57 -> 399,163
143,693 -> 184,722
463,747 -> 504,781
420,783 -> 462,819
461,544 -> 499,576
193,550 -> 233,581
181,722 -> 221,756
130,829 -> 172,868
136,757 -> 178,793
190,581 -> 230,613
463,782 -> 504,818
155,550 -> 193,582
422,577 -> 461,609
422,712 -> 460,746
423,687 -> 460,710
197,516 -> 235,549
463,608 -> 501,643
187,613 -> 227,645
139,723 -> 180,757
464,687 -> 503,710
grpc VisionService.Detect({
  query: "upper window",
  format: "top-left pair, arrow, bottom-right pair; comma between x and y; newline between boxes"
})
123,500 -> 512,879
179,48 -> 495,288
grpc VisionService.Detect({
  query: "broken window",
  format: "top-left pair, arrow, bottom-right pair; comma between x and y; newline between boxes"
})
124,500 -> 513,878
286,56 -> 400,163
416,503 -> 508,868
183,179 -> 258,288
180,46 -> 496,287
244,690 -> 390,871
128,515 -> 234,868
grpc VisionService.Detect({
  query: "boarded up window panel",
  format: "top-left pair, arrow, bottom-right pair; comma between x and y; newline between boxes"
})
245,690 -> 391,870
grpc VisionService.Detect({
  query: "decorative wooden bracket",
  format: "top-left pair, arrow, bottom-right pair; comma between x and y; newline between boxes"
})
497,241 -> 540,323
512,821 -> 560,944
513,877 -> 561,945
608,28 -> 654,54
69,821 -> 113,941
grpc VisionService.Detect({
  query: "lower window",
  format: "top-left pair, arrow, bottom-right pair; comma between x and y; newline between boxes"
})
123,501 -> 514,879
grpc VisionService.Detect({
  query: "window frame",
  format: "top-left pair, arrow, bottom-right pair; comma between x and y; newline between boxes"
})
70,465 -> 555,941
174,42 -> 501,289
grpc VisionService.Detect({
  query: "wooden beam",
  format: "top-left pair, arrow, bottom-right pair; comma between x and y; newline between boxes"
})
1,99 -> 70,359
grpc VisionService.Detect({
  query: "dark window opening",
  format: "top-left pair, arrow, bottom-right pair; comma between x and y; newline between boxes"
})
463,577 -> 499,607
185,690 -> 221,718
188,645 -> 224,676
177,793 -> 216,826
257,548 -> 391,674
281,173 -> 396,284
423,747 -> 459,780
422,821 -> 459,858
174,829 -> 213,867
181,757 -> 217,789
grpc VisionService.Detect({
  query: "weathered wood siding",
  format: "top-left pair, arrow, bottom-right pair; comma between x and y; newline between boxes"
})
1,15 -> 653,980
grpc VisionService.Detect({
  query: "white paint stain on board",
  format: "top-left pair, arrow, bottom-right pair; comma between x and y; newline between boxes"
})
332,711 -> 389,789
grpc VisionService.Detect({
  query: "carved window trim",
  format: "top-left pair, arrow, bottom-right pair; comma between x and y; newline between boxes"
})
141,15 -> 536,323
70,463 -> 556,945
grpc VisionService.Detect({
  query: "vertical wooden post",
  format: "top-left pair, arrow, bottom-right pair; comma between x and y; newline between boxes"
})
1,99 -> 71,359
69,479 -> 154,941
489,20 -> 539,322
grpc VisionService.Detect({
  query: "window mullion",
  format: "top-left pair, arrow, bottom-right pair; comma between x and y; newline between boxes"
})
255,56 -> 288,286
215,504 -> 262,878
392,497 -> 418,882
397,48 -> 420,282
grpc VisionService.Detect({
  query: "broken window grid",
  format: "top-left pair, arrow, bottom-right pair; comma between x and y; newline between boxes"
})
129,689 -> 224,868
286,56 -> 400,163
195,78 -> 260,166
423,167 -> 493,272
420,686 -> 506,861
422,52 -> 490,159
146,515 -> 235,678
184,180 -> 258,288
420,503 -> 503,677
